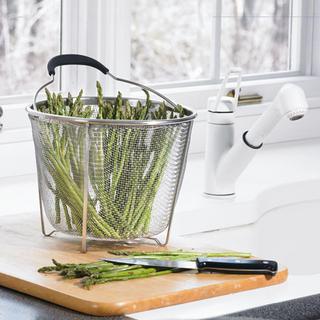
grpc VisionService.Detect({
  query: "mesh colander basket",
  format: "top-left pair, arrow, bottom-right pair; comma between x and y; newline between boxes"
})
26,55 -> 196,252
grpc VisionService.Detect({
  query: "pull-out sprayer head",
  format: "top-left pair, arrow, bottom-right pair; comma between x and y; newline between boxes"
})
273,83 -> 308,121
245,83 -> 308,148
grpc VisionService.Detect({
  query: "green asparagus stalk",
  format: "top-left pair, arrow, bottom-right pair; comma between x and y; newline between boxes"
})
108,250 -> 252,260
81,268 -> 173,289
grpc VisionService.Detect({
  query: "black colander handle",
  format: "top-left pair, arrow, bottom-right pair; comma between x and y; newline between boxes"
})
34,54 -> 177,110
47,54 -> 109,76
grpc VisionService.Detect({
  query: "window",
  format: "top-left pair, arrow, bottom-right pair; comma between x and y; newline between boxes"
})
0,0 -> 61,96
0,0 -> 316,103
130,0 -> 308,85
0,0 -> 318,161
131,0 -> 213,83
220,0 -> 292,75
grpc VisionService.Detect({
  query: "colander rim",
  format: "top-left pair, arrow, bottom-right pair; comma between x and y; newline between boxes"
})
26,96 -> 197,126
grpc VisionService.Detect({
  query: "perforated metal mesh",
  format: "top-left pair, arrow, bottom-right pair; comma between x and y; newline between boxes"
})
29,99 -> 193,240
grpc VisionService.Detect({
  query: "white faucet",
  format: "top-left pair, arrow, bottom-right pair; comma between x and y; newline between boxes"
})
204,73 -> 309,197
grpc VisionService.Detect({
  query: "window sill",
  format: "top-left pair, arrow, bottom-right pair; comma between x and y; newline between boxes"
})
131,75 -> 320,111
1,76 -> 320,157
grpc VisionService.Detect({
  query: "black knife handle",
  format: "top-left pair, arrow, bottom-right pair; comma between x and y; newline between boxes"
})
196,258 -> 278,276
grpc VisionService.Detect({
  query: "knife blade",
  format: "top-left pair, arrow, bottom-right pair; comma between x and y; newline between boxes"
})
103,257 -> 278,275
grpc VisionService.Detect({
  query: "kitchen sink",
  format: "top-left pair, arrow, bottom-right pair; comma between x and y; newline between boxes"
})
182,198 -> 320,276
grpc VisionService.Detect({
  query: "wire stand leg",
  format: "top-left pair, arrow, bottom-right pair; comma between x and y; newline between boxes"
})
81,124 -> 90,253
145,223 -> 172,246
39,188 -> 56,237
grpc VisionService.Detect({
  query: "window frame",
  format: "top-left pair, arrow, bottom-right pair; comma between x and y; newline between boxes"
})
126,0 -> 319,112
0,0 -> 317,104
60,0 -> 319,110
1,0 -> 320,183
1,0 -> 320,153
127,0 -> 315,89
60,0 -> 320,156
60,0 -> 132,96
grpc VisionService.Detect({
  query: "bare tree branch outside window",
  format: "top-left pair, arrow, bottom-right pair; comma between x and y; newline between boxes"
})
131,0 -> 291,84
221,0 -> 290,75
0,0 -> 60,96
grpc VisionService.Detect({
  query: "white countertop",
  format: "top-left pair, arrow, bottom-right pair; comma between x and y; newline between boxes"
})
132,274 -> 320,320
172,137 -> 320,235
1,138 -> 320,319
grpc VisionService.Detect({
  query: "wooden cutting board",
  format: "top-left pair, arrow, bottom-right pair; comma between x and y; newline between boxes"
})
0,213 -> 288,316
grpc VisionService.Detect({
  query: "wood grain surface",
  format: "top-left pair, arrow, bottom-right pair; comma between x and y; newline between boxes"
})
0,213 -> 288,316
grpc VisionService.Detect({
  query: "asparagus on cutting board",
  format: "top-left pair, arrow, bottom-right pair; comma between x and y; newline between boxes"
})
38,250 -> 251,289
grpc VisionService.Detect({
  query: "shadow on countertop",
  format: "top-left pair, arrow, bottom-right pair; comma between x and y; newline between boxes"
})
0,286 -> 134,320
212,293 -> 320,320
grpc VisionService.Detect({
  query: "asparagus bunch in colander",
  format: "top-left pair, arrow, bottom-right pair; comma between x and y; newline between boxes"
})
37,82 -> 186,238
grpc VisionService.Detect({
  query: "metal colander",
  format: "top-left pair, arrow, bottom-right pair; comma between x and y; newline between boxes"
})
26,55 -> 196,252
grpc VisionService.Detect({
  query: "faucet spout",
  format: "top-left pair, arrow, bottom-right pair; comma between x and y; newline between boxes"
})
204,83 -> 308,197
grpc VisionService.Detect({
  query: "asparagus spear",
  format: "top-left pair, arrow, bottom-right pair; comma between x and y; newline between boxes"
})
81,268 -> 173,289
108,250 -> 252,259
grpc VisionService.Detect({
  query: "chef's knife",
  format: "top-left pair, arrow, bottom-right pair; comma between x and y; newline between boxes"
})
103,257 -> 278,275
